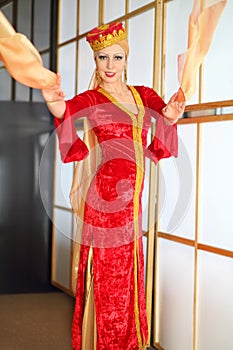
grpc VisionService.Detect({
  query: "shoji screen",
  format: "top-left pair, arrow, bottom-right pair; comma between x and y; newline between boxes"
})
153,1 -> 233,349
164,0 -> 233,104
154,114 -> 233,350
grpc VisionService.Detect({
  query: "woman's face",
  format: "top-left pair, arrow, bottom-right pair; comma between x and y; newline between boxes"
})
95,44 -> 126,84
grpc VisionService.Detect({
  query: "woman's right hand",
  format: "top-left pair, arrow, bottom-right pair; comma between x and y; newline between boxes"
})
41,73 -> 66,119
41,72 -> 66,102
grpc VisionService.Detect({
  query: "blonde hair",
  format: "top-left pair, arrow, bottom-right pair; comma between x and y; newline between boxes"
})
116,39 -> 129,57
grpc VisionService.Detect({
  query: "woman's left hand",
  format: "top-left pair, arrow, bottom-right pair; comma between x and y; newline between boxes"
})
162,92 -> 186,124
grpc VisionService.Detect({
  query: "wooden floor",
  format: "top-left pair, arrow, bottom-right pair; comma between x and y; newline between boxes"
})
0,291 -> 157,349
0,292 -> 75,350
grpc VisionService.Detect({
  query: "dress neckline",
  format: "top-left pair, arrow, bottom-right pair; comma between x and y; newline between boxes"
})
97,85 -> 143,118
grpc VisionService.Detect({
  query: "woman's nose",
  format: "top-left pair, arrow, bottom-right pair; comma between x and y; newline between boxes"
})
107,58 -> 114,69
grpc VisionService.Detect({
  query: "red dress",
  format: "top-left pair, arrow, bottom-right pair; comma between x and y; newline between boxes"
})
54,85 -> 178,350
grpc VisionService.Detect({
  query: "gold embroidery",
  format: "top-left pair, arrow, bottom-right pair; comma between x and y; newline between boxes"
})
129,86 -> 145,349
98,86 -> 145,347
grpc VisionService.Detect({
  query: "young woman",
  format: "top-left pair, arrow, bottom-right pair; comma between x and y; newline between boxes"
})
42,22 -> 185,350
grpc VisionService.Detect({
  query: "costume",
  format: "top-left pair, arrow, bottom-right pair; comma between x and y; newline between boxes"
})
54,84 -> 178,350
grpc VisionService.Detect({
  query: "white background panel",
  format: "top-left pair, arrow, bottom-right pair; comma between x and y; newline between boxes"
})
128,10 -> 154,87
78,38 -> 96,93
104,0 -> 125,23
158,123 -> 197,238
58,42 -> 77,99
165,0 -> 198,104
199,121 -> 233,250
58,0 -> 77,43
54,139 -> 74,209
53,208 -> 73,289
129,0 -> 152,12
79,0 -> 98,35
157,239 -> 194,350
203,0 -> 233,102
197,251 -> 233,350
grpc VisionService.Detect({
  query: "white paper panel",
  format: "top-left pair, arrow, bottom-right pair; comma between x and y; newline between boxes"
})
158,124 -> 196,238
0,70 -> 11,101
104,0 -> 125,23
59,0 -> 77,43
33,0 -> 50,51
58,42 -> 76,99
165,0 -> 198,104
199,121 -> 233,251
129,0 -> 152,12
54,139 -> 74,209
197,251 -> 233,350
17,0 -> 31,36
53,208 -> 73,289
143,235 -> 147,284
203,0 -> 233,102
78,38 -> 96,93
79,0 -> 98,35
128,10 -> 154,87
1,3 -> 13,22
157,239 -> 194,350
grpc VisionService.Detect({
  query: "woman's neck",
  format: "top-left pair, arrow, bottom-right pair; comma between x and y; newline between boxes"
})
99,80 -> 127,95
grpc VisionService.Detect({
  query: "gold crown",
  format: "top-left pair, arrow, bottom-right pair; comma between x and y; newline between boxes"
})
86,22 -> 127,51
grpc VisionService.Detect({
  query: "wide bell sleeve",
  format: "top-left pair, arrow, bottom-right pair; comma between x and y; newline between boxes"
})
142,86 -> 178,163
146,116 -> 178,163
54,92 -> 93,163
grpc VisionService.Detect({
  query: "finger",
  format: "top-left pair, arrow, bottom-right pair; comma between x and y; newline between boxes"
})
179,102 -> 186,110
169,92 -> 178,103
174,101 -> 185,109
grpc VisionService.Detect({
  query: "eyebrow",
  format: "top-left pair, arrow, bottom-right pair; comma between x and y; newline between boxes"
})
97,52 -> 124,56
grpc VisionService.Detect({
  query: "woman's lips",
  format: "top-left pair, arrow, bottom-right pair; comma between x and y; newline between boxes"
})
105,72 -> 116,78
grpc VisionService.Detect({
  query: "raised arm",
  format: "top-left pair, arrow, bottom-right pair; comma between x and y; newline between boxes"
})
41,73 -> 66,119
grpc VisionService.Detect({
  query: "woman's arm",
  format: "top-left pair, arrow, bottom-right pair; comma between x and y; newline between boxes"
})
41,73 -> 66,119
141,86 -> 181,162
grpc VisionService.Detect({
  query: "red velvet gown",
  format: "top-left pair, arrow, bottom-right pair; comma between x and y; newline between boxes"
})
54,85 -> 178,350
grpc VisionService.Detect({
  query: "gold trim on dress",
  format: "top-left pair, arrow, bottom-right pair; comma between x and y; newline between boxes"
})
98,86 -> 146,348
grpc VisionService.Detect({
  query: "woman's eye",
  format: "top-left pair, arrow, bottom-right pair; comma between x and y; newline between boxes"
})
98,55 -> 107,60
115,56 -> 123,60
